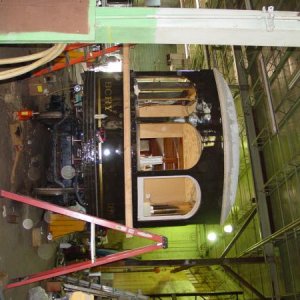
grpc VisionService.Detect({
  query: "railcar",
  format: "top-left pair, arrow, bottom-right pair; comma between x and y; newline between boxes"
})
36,69 -> 239,227
83,69 -> 239,227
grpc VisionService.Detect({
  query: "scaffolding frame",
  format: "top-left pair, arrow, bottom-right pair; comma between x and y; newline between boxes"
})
0,190 -> 167,290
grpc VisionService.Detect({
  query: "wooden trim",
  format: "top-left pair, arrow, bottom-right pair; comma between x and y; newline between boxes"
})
138,102 -> 197,118
123,44 -> 133,228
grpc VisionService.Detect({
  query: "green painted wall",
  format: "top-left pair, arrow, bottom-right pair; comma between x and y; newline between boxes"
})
130,44 -> 177,71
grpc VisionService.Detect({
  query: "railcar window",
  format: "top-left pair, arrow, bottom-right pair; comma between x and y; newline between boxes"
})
138,123 -> 202,171
139,138 -> 183,171
137,176 -> 201,221
135,76 -> 197,118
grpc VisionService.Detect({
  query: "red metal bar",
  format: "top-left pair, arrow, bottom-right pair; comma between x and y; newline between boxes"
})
6,244 -> 162,289
64,43 -> 91,51
32,45 -> 122,77
0,190 -> 164,243
0,189 -> 167,289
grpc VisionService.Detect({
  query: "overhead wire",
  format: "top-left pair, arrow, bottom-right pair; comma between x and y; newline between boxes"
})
0,44 -> 66,80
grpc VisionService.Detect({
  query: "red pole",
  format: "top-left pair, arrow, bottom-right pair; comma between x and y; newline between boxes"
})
32,45 -> 122,77
64,43 -> 91,51
5,244 -> 162,289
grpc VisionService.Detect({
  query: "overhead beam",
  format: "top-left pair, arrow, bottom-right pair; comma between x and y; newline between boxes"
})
0,7 -> 300,46
95,8 -> 300,46
171,256 -> 265,273
103,257 -> 265,269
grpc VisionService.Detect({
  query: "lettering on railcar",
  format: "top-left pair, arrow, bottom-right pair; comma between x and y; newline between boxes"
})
104,81 -> 113,112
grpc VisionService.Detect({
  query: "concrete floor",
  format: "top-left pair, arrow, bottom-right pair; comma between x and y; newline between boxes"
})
0,46 -> 60,299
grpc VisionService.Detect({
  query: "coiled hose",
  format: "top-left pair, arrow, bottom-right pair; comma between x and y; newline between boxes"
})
0,44 -> 66,80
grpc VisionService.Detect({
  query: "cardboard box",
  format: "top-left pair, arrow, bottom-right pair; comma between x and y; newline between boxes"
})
45,281 -> 62,292
28,75 -> 56,96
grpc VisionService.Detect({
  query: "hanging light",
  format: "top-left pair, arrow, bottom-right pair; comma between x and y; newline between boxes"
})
224,224 -> 233,233
207,232 -> 217,242
103,148 -> 111,156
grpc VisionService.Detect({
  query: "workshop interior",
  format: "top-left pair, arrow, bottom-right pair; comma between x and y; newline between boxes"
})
0,0 -> 299,300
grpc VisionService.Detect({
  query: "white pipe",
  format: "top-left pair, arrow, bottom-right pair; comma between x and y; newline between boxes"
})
90,222 -> 96,263
0,45 -> 56,65
0,44 -> 66,80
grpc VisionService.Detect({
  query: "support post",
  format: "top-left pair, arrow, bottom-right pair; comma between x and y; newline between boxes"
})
90,222 -> 96,263
123,44 -> 133,228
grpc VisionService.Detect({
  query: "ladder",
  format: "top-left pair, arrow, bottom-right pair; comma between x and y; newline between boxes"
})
0,190 -> 167,290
